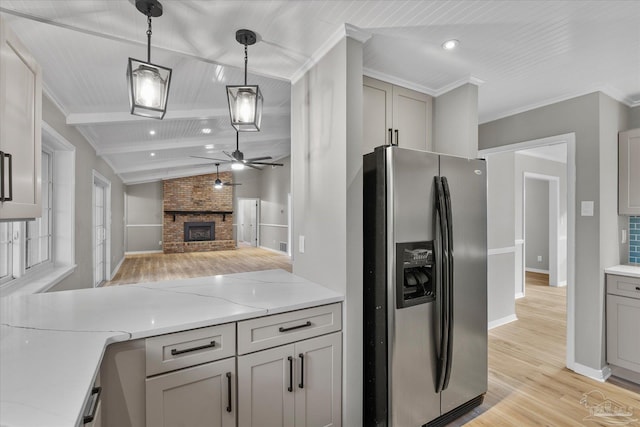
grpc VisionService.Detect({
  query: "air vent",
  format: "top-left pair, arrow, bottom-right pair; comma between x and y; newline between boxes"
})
279,242 -> 287,252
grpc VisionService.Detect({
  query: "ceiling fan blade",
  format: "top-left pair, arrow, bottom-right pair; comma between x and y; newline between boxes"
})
244,163 -> 261,170
249,161 -> 284,167
245,156 -> 272,162
222,151 -> 236,160
223,182 -> 242,186
190,155 -> 229,162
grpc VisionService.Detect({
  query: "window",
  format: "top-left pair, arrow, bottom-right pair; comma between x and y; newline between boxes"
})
26,151 -> 52,269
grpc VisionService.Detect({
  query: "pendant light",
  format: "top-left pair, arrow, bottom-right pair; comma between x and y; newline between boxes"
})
227,29 -> 263,132
127,0 -> 172,119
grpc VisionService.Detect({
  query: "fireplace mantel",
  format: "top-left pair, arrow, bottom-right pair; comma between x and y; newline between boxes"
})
164,210 -> 233,222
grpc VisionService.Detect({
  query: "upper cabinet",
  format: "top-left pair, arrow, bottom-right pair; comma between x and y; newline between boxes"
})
363,76 -> 432,155
619,128 -> 640,215
0,17 -> 42,220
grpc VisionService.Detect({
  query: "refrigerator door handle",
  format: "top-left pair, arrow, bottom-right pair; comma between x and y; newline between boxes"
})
442,176 -> 454,390
434,176 -> 449,393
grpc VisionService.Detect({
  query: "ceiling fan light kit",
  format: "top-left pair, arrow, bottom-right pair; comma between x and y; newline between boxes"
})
127,0 -> 172,119
227,29 -> 263,132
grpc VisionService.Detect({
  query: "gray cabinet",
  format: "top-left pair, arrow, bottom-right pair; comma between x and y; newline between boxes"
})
238,333 -> 342,427
237,303 -> 342,427
619,129 -> 640,215
0,17 -> 42,220
606,274 -> 640,377
146,358 -> 236,427
363,76 -> 432,155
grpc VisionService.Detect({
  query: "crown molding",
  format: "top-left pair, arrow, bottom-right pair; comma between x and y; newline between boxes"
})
480,85 -> 638,124
290,23 -> 371,84
42,84 -> 69,117
363,68 -> 436,96
432,75 -> 485,97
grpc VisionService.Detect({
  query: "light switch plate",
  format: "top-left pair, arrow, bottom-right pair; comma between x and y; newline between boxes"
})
299,235 -> 305,253
581,201 -> 594,216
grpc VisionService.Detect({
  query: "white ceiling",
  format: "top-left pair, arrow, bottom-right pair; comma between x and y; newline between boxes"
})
1,1 -> 638,183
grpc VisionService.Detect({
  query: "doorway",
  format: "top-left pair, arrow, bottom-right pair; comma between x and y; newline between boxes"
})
237,198 -> 259,247
93,171 -> 111,287
479,132 -> 576,369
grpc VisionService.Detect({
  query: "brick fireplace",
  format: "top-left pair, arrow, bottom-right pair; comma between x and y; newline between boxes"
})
163,172 -> 235,253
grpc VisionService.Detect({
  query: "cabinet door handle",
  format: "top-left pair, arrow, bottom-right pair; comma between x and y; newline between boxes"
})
298,353 -> 304,389
226,372 -> 232,413
279,321 -> 311,333
394,129 -> 399,147
83,386 -> 101,424
636,286 -> 640,291
170,340 -> 216,356
0,151 -> 10,202
388,128 -> 393,146
287,356 -> 294,392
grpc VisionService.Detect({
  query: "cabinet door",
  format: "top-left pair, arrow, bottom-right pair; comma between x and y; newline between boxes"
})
607,294 -> 640,373
146,357 -> 236,427
363,77 -> 392,155
392,85 -> 431,152
0,17 -> 42,220
294,332 -> 342,427
238,344 -> 295,427
619,129 -> 640,215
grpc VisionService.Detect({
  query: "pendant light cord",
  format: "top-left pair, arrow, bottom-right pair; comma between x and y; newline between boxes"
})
146,15 -> 152,63
244,43 -> 248,85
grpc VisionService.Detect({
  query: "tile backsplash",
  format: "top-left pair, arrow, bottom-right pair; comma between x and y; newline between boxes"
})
631,216 -> 640,264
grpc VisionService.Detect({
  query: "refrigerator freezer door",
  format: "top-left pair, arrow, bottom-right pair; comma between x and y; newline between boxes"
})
387,147 -> 441,425
439,155 -> 488,414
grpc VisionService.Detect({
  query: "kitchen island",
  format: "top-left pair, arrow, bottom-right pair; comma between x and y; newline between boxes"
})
0,269 -> 343,427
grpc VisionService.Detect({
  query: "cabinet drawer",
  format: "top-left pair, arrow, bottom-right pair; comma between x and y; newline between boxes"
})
607,274 -> 640,299
146,323 -> 235,376
237,303 -> 342,355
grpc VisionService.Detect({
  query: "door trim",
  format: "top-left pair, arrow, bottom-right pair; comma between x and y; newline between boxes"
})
92,170 -> 111,287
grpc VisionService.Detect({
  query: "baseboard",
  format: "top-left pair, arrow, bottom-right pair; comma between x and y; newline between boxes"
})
488,314 -> 518,330
552,280 -> 567,288
258,245 -> 289,255
124,250 -> 163,255
515,292 -> 525,299
110,256 -> 125,280
569,362 -> 612,382
609,364 -> 640,385
525,268 -> 550,274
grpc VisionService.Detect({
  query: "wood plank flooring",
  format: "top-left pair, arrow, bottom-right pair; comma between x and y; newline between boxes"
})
453,272 -> 640,426
105,246 -> 292,286
107,255 -> 640,425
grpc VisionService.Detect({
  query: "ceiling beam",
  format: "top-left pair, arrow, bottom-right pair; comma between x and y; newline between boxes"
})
96,134 -> 290,156
67,107 -> 290,125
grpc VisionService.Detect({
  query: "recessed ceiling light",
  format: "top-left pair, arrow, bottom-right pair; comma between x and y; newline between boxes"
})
202,128 -> 212,134
150,152 -> 156,157
205,144 -> 214,149
442,39 -> 459,50
149,130 -> 156,135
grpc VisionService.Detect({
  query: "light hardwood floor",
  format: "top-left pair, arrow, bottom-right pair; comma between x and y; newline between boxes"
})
105,246 -> 292,286
453,272 -> 640,426
107,255 -> 640,425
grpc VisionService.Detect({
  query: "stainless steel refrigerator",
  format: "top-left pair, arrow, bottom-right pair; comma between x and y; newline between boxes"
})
363,146 -> 487,427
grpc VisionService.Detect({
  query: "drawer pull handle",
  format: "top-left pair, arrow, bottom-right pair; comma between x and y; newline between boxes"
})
279,321 -> 312,333
299,353 -> 304,389
83,386 -> 101,424
170,340 -> 216,356
226,372 -> 232,413
636,286 -> 640,291
288,356 -> 294,392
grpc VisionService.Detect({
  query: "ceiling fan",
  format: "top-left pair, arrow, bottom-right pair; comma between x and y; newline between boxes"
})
213,163 -> 241,189
191,132 -> 284,170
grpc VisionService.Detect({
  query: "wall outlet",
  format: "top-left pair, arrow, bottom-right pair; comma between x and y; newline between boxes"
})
537,255 -> 543,262
159,241 -> 162,245
299,235 -> 305,253
622,229 -> 627,244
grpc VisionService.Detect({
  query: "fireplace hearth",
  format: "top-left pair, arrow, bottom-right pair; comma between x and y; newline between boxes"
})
184,222 -> 215,242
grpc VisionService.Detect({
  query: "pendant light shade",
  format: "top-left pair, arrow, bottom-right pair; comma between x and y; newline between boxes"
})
227,29 -> 263,131
127,0 -> 172,120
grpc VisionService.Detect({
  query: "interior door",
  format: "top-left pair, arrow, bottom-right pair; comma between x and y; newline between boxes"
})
94,182 -> 106,286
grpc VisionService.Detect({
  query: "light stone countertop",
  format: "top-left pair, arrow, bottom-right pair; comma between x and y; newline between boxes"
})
0,269 -> 343,427
604,264 -> 640,278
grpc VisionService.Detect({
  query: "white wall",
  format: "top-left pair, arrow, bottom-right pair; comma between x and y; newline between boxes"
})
291,36 -> 363,427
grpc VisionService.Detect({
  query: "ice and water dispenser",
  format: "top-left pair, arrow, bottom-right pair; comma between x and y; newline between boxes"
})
396,241 -> 435,308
